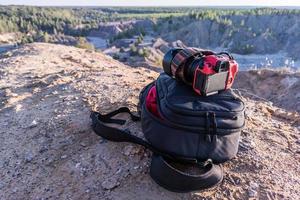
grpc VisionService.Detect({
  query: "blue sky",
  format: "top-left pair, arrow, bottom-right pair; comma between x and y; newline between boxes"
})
0,0 -> 299,6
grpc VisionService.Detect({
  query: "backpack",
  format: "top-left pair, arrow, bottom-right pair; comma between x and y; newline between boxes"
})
90,73 -> 245,192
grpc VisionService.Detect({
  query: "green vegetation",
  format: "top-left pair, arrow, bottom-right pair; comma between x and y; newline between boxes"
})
0,6 -> 190,36
75,37 -> 95,50
0,6 -> 97,35
129,43 -> 149,58
1,5 -> 300,52
136,34 -> 144,44
129,44 -> 138,55
109,27 -> 145,44
188,7 -> 300,21
1,6 -> 299,36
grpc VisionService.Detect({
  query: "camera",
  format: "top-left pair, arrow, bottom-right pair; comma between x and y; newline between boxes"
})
162,48 -> 238,96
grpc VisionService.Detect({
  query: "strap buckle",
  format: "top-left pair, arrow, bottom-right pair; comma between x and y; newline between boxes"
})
196,159 -> 213,167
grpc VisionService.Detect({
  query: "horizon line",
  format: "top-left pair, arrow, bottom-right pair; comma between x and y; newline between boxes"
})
1,4 -> 300,8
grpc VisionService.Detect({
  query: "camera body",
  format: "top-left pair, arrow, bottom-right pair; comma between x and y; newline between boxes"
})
162,48 -> 238,96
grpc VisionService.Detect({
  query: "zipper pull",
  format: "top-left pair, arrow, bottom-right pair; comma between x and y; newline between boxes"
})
205,134 -> 212,142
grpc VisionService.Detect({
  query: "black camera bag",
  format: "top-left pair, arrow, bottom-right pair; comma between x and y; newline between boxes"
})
139,73 -> 245,163
90,73 -> 245,192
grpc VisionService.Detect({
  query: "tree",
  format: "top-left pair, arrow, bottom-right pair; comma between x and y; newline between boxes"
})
76,37 -> 95,50
53,27 -> 58,35
136,35 -> 143,44
43,32 -> 50,43
129,44 -> 137,56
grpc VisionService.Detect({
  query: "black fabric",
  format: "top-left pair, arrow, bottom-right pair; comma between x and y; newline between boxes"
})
156,73 -> 245,130
91,108 -> 201,163
140,73 -> 245,163
150,154 -> 223,193
90,72 -> 245,192
90,108 -> 223,192
141,102 -> 241,162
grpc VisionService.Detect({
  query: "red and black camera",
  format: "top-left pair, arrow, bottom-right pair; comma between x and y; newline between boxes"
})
162,48 -> 238,96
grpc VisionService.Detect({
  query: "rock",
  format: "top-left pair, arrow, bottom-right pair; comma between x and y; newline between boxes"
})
3,51 -> 13,58
228,175 -> 242,185
15,104 -> 22,112
280,77 -> 298,88
248,189 -> 258,198
101,177 -> 120,190
80,142 -> 87,147
248,182 -> 259,197
171,40 -> 187,48
39,146 -> 48,153
75,163 -> 81,168
239,138 -> 256,151
123,145 -> 134,156
133,166 -> 139,170
28,120 -> 38,128
24,152 -> 34,163
115,168 -> 122,174
122,145 -> 141,156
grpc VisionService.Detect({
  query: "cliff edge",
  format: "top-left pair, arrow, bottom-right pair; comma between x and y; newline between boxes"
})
0,43 -> 299,199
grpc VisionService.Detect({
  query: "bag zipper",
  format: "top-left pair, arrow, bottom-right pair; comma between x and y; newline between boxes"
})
156,79 -> 244,117
163,100 -> 243,118
144,103 -> 245,135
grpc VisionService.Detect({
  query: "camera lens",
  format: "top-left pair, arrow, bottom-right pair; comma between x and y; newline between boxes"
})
184,57 -> 204,83
162,48 -> 204,85
162,48 -> 182,76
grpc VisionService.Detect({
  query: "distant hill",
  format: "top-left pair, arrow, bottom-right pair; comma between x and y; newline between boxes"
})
1,6 -> 300,62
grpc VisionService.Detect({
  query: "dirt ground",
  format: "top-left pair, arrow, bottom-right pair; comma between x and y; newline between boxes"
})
0,43 -> 299,200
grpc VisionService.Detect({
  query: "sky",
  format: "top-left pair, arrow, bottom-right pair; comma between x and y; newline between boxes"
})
0,0 -> 300,7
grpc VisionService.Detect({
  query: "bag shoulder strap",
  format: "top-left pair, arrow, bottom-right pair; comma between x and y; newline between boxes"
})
90,107 -> 224,192
90,107 -> 193,162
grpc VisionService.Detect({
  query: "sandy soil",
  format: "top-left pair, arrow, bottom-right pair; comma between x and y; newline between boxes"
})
0,43 -> 299,200
0,33 -> 24,46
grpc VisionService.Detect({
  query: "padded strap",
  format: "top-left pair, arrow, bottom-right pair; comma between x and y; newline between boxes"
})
150,154 -> 223,192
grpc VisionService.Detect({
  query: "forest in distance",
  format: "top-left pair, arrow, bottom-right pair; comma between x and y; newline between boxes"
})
0,6 -> 300,42
1,6 -> 300,69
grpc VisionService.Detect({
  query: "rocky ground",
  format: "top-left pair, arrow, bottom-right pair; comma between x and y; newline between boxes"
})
0,32 -> 22,44
0,43 -> 299,200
